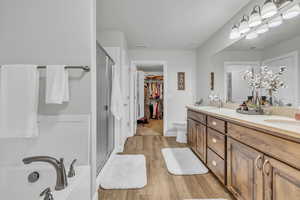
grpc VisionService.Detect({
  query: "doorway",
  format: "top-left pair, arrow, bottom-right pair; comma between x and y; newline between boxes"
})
137,68 -> 164,136
130,61 -> 168,137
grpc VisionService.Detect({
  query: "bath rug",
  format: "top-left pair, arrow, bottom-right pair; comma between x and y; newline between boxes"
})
162,148 -> 208,175
99,154 -> 147,189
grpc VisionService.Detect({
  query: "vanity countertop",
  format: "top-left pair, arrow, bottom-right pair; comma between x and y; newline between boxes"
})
187,105 -> 300,143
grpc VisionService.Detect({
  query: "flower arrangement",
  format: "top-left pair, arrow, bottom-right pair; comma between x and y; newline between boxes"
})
260,66 -> 287,94
242,66 -> 287,106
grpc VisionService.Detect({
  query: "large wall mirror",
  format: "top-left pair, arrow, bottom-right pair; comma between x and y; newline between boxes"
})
212,13 -> 300,108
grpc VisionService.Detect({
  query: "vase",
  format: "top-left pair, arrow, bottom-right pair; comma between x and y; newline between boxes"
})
254,90 -> 261,110
268,90 -> 273,106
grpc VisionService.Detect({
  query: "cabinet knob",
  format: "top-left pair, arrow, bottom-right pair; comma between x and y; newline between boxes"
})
212,121 -> 217,126
212,138 -> 217,143
212,160 -> 217,166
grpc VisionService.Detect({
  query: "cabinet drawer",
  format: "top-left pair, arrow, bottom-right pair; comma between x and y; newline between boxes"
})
228,123 -> 300,170
187,110 -> 206,124
207,128 -> 225,159
207,116 -> 226,133
207,148 -> 225,184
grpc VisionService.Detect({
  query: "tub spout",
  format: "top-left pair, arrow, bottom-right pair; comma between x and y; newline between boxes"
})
22,156 -> 68,190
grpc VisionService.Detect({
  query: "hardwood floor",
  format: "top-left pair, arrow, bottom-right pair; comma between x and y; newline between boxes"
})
99,135 -> 234,200
136,119 -> 163,136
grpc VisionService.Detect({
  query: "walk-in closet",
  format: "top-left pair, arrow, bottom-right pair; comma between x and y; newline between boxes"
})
136,66 -> 164,136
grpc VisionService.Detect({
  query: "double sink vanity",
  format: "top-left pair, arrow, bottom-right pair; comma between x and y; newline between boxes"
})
186,105 -> 300,200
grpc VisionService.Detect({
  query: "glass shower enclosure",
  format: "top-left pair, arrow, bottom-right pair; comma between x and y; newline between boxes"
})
96,42 -> 115,174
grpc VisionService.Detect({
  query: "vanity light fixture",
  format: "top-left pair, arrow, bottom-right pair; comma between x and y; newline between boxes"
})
230,25 -> 241,39
282,3 -> 300,19
268,15 -> 283,27
239,15 -> 250,34
256,24 -> 269,34
249,6 -> 262,27
229,0 -> 300,40
261,0 -> 278,19
246,31 -> 258,40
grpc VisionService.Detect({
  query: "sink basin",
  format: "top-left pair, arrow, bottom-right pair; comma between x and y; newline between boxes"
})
264,119 -> 300,126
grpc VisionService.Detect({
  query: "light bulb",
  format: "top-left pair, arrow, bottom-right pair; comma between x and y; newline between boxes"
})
268,15 -> 283,27
246,31 -> 258,40
256,24 -> 269,34
249,6 -> 262,27
282,4 -> 300,19
239,16 -> 250,34
261,0 -> 278,19
230,25 -> 241,39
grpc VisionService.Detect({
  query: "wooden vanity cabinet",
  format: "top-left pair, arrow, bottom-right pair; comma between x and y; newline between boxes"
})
187,119 -> 197,150
263,156 -> 300,200
187,115 -> 207,163
187,108 -> 300,200
196,123 -> 206,162
227,138 -> 264,200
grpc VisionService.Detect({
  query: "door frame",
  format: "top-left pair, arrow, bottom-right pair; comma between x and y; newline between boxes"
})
224,61 -> 260,102
130,60 -> 168,136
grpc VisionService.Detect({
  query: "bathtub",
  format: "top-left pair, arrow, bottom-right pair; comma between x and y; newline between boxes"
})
0,164 -> 90,200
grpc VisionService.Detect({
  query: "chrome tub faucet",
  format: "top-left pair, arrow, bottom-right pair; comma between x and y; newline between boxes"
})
23,156 -> 68,190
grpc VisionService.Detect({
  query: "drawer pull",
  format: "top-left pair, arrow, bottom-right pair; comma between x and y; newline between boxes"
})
212,121 -> 217,126
212,138 -> 217,143
263,160 -> 271,176
255,155 -> 263,170
212,160 -> 217,166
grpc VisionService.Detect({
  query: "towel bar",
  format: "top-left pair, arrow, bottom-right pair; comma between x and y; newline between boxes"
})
0,65 -> 90,72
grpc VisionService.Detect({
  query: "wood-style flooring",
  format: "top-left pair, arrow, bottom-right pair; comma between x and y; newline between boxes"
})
98,135 -> 234,200
136,119 -> 163,136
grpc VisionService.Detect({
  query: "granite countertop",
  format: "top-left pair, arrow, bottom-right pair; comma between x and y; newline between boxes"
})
186,105 -> 300,143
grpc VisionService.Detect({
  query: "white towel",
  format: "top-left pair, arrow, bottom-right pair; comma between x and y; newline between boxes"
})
111,65 -> 123,120
46,65 -> 70,104
0,65 -> 39,138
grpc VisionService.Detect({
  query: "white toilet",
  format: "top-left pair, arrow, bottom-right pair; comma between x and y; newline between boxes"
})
173,122 -> 187,143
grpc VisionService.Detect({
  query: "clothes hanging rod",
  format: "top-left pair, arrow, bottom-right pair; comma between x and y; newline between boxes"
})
0,65 -> 90,72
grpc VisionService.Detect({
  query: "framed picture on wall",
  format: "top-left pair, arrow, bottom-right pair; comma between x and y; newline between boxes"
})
177,72 -> 185,90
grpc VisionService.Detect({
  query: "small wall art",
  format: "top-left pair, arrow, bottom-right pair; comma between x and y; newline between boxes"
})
177,72 -> 185,90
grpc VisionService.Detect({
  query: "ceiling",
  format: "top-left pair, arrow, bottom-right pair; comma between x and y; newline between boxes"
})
227,16 -> 300,51
97,0 -> 250,49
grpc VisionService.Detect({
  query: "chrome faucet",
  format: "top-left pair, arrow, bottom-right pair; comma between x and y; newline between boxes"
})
209,93 -> 223,108
23,156 -> 68,190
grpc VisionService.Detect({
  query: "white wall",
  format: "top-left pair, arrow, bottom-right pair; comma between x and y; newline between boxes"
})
0,0 -> 92,65
129,49 -> 197,135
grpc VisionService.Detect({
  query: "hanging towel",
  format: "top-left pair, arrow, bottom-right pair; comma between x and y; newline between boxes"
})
111,65 -> 124,120
0,65 -> 39,138
46,65 -> 69,104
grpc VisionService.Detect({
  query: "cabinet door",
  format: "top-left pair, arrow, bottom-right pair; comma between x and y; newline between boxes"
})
227,138 -> 264,200
263,156 -> 300,200
187,119 -> 195,147
187,119 -> 192,146
196,123 -> 206,162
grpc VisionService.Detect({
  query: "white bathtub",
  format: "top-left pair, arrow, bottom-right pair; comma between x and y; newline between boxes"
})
0,164 -> 90,200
